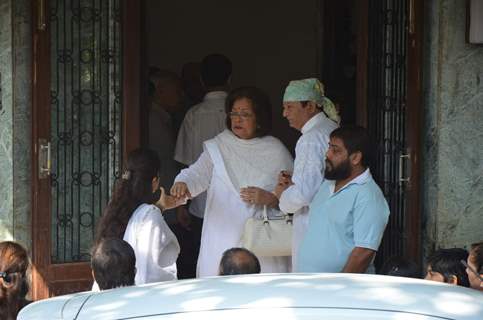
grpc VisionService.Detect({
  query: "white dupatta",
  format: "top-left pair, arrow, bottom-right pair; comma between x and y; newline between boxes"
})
215,130 -> 293,192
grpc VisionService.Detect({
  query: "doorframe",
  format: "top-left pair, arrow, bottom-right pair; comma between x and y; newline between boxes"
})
405,0 -> 423,265
31,0 -> 143,300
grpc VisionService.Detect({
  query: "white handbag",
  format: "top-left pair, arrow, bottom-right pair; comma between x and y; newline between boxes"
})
241,206 -> 292,257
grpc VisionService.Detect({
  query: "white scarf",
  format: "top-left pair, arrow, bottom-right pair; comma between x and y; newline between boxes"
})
214,130 -> 293,191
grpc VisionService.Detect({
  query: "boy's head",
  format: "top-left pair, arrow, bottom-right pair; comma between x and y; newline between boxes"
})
425,248 -> 470,287
91,238 -> 136,290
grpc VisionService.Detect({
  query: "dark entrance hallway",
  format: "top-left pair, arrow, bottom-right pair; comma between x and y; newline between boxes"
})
29,0 -> 422,299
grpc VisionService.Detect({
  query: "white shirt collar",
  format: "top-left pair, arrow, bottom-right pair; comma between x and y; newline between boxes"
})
204,91 -> 228,100
301,112 -> 327,134
329,168 -> 371,195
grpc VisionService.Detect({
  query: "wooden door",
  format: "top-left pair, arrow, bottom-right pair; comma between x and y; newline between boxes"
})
362,0 -> 423,267
31,0 -> 142,299
321,0 -> 423,267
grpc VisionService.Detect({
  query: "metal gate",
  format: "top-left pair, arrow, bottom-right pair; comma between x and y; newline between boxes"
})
49,0 -> 123,264
366,0 -> 410,268
30,0 -> 148,299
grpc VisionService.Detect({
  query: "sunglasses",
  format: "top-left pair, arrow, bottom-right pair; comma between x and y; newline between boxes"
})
0,271 -> 14,285
461,259 -> 483,282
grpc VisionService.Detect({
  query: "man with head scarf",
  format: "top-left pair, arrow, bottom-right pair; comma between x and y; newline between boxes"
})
274,78 -> 339,269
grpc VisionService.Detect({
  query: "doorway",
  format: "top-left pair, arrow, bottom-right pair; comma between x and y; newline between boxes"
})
30,0 -> 423,300
322,0 -> 423,268
143,0 -> 423,270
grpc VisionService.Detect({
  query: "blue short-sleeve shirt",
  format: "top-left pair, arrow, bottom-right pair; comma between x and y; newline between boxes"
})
296,169 -> 390,273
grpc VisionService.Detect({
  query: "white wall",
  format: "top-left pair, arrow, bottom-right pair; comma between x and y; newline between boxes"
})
146,0 -> 320,149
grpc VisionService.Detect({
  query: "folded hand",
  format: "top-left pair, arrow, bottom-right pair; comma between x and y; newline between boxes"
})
240,186 -> 278,207
170,182 -> 192,200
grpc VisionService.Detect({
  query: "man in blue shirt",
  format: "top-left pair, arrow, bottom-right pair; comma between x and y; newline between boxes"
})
297,126 -> 390,273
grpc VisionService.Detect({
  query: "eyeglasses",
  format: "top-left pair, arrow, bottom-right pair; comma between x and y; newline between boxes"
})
461,259 -> 483,281
0,271 -> 13,285
228,111 -> 254,120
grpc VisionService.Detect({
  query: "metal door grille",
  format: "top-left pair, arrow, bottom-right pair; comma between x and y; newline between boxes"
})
50,0 -> 122,263
367,0 -> 408,268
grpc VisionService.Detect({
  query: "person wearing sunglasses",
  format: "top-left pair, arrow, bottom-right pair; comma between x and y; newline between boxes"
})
464,241 -> 483,291
0,241 -> 31,320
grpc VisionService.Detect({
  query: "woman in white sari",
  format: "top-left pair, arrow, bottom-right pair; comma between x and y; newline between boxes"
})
171,87 -> 293,277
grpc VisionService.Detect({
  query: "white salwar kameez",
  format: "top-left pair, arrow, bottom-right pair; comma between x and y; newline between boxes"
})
175,130 -> 293,277
124,204 -> 180,284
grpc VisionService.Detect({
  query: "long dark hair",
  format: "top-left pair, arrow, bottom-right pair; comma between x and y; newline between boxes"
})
0,241 -> 30,320
95,148 -> 160,242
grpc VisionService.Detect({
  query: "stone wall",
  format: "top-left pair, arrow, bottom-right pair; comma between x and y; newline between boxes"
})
0,0 -> 14,242
0,0 -> 32,249
12,0 -> 32,248
422,0 -> 483,256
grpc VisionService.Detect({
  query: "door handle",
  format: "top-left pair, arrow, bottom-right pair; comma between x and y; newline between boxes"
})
38,138 -> 51,179
399,152 -> 410,185
38,0 -> 46,31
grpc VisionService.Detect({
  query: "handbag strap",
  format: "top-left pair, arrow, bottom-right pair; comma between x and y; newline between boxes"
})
264,205 -> 293,225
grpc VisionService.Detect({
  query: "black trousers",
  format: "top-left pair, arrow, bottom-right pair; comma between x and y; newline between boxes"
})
172,213 -> 203,279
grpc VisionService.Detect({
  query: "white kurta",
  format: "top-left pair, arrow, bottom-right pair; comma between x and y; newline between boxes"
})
278,112 -> 338,267
175,130 -> 293,277
123,203 -> 180,284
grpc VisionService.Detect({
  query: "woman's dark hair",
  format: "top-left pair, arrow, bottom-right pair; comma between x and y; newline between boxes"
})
225,86 -> 272,137
470,242 -> 483,273
379,256 -> 421,278
0,241 -> 30,320
427,248 -> 470,287
95,148 -> 160,242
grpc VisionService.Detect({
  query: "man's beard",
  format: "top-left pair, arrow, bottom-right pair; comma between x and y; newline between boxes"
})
324,158 -> 352,181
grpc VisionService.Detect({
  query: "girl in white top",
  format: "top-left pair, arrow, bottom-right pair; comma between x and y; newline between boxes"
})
171,87 -> 294,277
95,149 -> 183,286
